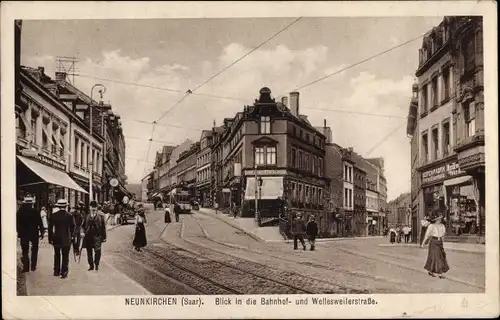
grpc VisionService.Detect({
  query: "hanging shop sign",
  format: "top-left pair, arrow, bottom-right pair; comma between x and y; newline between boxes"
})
421,161 -> 464,185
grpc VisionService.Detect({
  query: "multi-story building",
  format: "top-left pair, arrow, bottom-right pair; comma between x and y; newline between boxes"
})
196,130 -> 215,207
324,144 -> 367,237
209,88 -> 329,227
157,145 -> 177,198
411,16 -> 484,243
15,66 -> 99,210
387,192 -> 411,227
176,142 -> 200,196
161,140 -> 194,196
141,172 -> 153,202
407,82 -> 420,242
365,157 -> 388,235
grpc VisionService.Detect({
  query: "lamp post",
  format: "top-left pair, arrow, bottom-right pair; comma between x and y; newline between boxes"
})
257,176 -> 263,227
89,84 -> 106,203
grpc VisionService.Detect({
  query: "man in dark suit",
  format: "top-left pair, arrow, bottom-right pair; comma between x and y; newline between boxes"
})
82,200 -> 107,271
70,206 -> 84,257
48,199 -> 75,279
16,195 -> 45,272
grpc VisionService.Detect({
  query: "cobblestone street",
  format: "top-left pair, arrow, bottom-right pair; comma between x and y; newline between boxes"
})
20,207 -> 485,295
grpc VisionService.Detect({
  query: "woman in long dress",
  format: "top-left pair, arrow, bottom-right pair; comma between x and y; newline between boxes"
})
389,225 -> 396,243
132,205 -> 147,252
421,213 -> 449,278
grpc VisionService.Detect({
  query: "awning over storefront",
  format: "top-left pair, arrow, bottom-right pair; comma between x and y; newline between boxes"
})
444,175 -> 472,187
244,177 -> 283,200
17,155 -> 88,194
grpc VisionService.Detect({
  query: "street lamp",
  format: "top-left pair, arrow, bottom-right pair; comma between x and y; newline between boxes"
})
89,84 -> 106,202
257,176 -> 263,226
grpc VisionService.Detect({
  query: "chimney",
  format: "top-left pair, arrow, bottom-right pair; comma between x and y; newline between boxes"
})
55,71 -> 66,81
38,66 -> 45,75
324,119 -> 327,128
290,91 -> 299,116
281,96 -> 288,107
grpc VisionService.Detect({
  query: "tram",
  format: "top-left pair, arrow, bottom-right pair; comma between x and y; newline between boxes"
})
168,187 -> 193,214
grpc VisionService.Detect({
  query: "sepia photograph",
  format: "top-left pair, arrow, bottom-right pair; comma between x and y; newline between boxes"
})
2,1 -> 498,319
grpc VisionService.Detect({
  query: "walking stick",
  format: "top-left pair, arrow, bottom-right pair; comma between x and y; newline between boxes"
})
77,235 -> 86,264
72,237 -> 77,263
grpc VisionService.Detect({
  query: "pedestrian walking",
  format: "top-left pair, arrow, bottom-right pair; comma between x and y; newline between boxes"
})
133,204 -> 148,252
420,215 -> 431,245
17,195 -> 45,273
40,206 -> 49,232
71,206 -> 84,258
82,201 -> 107,271
421,211 -> 449,279
113,202 -> 121,225
389,225 -> 396,243
403,225 -> 411,243
291,212 -> 307,251
48,199 -> 75,279
214,202 -> 219,214
174,201 -> 181,222
396,225 -> 402,243
306,215 -> 318,251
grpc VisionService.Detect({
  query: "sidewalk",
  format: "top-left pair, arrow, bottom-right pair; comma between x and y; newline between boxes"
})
378,242 -> 485,254
198,208 -> 383,243
24,224 -> 150,295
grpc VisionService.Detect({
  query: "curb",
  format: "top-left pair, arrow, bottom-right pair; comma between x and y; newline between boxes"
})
197,210 -> 265,242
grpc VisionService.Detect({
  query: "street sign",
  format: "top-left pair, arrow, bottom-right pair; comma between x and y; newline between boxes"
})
110,178 -> 119,187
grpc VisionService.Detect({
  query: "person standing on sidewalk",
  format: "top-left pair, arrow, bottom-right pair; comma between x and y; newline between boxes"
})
48,199 -> 75,279
71,206 -> 84,257
82,201 -> 107,271
17,195 -> 45,273
214,201 -> 219,214
291,212 -> 307,251
402,225 -> 411,243
133,204 -> 148,252
306,215 -> 318,251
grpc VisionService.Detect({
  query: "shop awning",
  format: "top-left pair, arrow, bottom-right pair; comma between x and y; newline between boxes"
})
444,175 -> 472,187
17,155 -> 88,194
244,177 -> 283,200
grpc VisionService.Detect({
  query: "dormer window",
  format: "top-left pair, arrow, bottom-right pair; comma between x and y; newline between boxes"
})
260,116 -> 271,134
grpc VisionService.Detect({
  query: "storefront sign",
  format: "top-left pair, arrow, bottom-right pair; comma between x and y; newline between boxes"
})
244,169 -> 287,176
421,161 -> 463,185
33,154 -> 66,171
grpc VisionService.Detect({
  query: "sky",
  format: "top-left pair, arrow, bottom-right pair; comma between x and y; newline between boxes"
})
20,17 -> 444,201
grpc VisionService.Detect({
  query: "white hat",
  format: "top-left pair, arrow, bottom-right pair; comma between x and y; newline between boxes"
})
55,199 -> 68,207
23,196 -> 35,203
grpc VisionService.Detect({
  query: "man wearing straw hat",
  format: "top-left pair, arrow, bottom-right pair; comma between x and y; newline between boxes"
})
17,194 -> 45,273
48,198 -> 75,279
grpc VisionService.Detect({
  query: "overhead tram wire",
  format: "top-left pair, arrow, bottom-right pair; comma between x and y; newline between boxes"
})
303,107 -> 407,119
154,16 -> 303,123
75,74 -> 246,102
124,135 -> 180,145
120,117 -> 206,131
142,122 -> 158,176
364,119 -> 407,157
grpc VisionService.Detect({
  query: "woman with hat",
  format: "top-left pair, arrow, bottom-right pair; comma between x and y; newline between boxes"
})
133,203 -> 147,252
421,210 -> 449,278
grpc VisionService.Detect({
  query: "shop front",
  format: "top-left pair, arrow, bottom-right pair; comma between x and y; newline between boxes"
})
16,154 -> 88,211
420,157 -> 480,240
242,168 -> 285,221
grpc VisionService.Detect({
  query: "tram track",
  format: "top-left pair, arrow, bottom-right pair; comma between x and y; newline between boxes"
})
159,214 -> 368,294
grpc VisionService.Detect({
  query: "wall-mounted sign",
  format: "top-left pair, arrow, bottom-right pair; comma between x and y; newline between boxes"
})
244,169 -> 287,176
421,161 -> 464,185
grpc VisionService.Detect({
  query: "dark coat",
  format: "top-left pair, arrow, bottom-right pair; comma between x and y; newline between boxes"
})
174,203 -> 181,214
82,213 -> 107,249
306,221 -> 319,237
17,204 -> 44,240
291,217 -> 306,235
71,210 -> 84,234
48,209 -> 75,248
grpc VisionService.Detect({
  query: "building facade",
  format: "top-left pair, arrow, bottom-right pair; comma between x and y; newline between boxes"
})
412,16 -> 484,243
15,67 -> 99,210
176,142 -> 200,196
387,193 -> 411,227
196,130 -> 215,207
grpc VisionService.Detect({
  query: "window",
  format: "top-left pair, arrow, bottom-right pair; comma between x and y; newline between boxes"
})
312,156 -> 317,174
266,146 -> 276,165
305,186 -> 310,203
60,140 -> 65,158
299,130 -> 303,139
432,128 -> 439,160
318,158 -> 323,177
306,134 -> 310,143
421,85 -> 428,114
318,189 -> 322,206
298,151 -> 303,169
31,119 -> 37,144
442,67 -> 451,100
254,147 -> 265,165
464,102 -> 476,137
42,132 -> 48,150
292,126 -> 297,136
312,188 -> 316,204
291,148 -> 296,167
431,77 -> 438,108
80,142 -> 85,167
348,189 -> 352,208
422,133 -> 429,164
260,116 -> 271,134
443,121 -> 450,157
51,137 -> 58,155
344,188 -> 349,207
304,153 -> 310,171
298,184 -> 303,202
